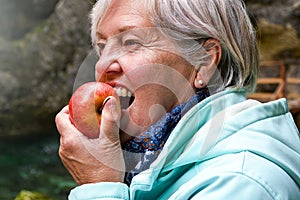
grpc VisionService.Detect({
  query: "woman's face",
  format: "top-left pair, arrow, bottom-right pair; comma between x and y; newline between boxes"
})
95,0 -> 197,142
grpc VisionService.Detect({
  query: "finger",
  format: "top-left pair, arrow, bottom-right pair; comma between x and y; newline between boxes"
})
55,105 -> 78,138
99,96 -> 121,143
60,105 -> 70,114
56,106 -> 86,160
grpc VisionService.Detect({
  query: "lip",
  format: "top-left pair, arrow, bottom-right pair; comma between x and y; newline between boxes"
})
105,81 -> 117,87
106,81 -> 134,95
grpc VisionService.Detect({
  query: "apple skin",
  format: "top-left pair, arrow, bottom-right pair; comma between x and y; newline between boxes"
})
69,82 -> 120,138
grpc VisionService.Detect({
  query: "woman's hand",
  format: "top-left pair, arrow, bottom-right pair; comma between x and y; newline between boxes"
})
55,96 -> 125,185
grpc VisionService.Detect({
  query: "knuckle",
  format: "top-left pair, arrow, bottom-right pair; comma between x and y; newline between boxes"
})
102,111 -> 120,126
58,146 -> 64,158
55,113 -> 61,125
60,135 -> 75,152
102,116 -> 116,127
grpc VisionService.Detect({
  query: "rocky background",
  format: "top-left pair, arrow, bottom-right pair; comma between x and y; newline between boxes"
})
0,0 -> 96,138
0,0 -> 299,139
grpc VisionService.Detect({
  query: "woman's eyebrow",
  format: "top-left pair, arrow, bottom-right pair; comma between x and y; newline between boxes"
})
96,25 -> 139,40
118,25 -> 138,34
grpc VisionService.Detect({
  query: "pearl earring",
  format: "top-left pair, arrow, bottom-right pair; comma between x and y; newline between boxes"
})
198,80 -> 204,85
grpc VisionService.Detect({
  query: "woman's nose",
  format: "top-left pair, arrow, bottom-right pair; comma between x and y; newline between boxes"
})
95,57 -> 122,82
95,40 -> 124,81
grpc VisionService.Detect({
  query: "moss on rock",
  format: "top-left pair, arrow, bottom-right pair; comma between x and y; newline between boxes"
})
15,190 -> 52,200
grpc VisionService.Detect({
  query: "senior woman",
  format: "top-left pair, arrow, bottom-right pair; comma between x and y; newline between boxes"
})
55,0 -> 300,199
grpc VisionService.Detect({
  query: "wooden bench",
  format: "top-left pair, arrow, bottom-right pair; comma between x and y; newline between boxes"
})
247,61 -> 286,102
247,60 -> 300,114
287,77 -> 300,100
286,75 -> 300,114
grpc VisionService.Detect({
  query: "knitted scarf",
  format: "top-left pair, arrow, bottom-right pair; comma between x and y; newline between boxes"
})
122,87 -> 210,185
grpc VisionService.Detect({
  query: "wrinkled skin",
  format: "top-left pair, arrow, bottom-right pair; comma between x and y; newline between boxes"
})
56,97 -> 125,184
55,0 -> 221,185
55,0 -> 196,185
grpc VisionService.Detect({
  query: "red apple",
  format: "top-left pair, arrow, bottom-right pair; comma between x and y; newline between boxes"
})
69,82 -> 120,138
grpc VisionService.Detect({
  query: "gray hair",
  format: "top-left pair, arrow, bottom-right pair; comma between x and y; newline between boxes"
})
90,0 -> 258,92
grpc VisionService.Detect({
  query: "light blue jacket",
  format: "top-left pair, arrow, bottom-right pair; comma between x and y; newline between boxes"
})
69,89 -> 300,199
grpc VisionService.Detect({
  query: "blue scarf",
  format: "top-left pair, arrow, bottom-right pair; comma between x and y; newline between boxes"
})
122,88 -> 210,185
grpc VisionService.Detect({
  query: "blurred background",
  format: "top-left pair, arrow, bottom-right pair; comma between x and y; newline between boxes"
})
0,0 -> 299,199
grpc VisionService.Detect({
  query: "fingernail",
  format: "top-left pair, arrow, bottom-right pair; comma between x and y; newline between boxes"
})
103,96 -> 111,107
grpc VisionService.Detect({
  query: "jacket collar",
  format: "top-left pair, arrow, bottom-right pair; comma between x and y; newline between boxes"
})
132,88 -> 248,184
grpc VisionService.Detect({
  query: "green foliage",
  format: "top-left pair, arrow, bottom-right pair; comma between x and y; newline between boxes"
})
14,190 -> 52,200
0,135 -> 75,200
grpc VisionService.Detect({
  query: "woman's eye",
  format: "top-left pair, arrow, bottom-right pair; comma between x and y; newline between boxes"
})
124,39 -> 138,46
97,43 -> 106,55
123,39 -> 142,51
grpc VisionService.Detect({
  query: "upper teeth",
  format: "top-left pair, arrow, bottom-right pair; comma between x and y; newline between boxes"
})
114,87 -> 133,97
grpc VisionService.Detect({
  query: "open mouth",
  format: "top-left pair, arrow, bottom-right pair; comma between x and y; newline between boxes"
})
114,87 -> 135,109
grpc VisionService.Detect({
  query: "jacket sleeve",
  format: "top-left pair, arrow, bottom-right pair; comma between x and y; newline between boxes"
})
69,182 -> 130,200
168,172 -> 276,200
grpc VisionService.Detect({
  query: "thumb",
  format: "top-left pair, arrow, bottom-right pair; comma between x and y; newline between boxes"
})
98,96 -> 125,172
99,96 -> 121,143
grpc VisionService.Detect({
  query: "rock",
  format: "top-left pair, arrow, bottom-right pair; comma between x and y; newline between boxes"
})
0,0 -> 59,40
245,0 -> 300,61
257,19 -> 300,61
0,0 -> 96,139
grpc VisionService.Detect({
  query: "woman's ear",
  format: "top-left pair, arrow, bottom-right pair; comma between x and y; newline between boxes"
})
194,39 -> 222,89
